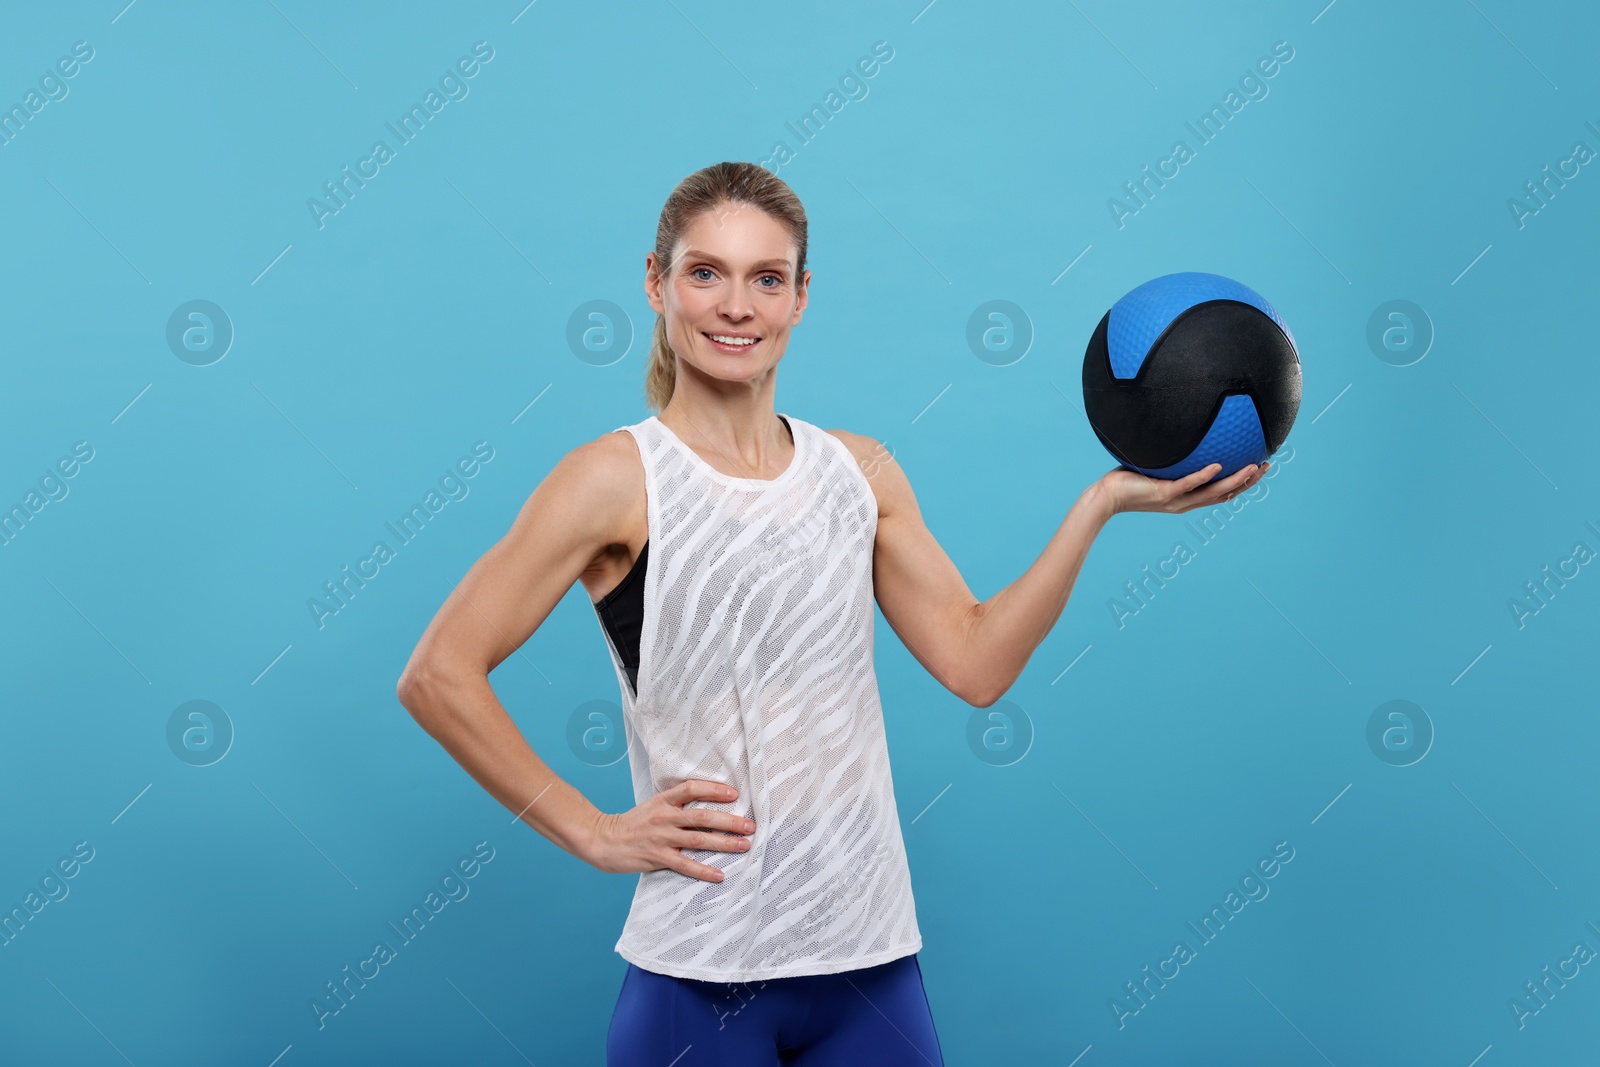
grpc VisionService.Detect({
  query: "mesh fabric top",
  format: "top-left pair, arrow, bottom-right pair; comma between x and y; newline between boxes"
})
596,413 -> 922,982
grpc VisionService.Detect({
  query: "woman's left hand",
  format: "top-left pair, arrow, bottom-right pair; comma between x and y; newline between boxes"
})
1095,460 -> 1270,517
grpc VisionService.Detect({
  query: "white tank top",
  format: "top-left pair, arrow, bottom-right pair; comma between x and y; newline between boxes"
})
597,412 -> 922,982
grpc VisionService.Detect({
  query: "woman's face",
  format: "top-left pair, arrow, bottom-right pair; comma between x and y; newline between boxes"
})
646,201 -> 809,387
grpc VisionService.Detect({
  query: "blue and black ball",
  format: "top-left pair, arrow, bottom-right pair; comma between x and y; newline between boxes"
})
1082,272 -> 1301,481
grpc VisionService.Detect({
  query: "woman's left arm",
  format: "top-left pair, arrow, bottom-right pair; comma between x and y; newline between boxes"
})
836,431 -> 1267,707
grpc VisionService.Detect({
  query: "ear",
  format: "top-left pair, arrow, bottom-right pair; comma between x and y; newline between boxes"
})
644,253 -> 666,315
791,267 -> 811,324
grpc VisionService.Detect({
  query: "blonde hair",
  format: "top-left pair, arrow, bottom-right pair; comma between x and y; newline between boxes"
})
645,162 -> 809,413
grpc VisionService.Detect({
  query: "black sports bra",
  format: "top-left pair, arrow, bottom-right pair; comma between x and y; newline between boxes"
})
593,540 -> 648,696
593,416 -> 791,696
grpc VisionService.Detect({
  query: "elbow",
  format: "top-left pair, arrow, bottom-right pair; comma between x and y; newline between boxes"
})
957,602 -> 1004,707
959,650 -> 1012,707
396,664 -> 427,716
398,656 -> 487,728
396,659 -> 450,722
958,662 -> 1004,708
964,681 -> 1003,709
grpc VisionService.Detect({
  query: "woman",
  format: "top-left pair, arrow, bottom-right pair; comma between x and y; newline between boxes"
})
396,161 -> 1267,1065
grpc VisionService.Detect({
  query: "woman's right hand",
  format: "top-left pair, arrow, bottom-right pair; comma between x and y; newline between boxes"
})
585,780 -> 756,883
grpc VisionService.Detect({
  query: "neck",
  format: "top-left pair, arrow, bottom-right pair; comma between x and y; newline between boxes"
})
660,401 -> 792,477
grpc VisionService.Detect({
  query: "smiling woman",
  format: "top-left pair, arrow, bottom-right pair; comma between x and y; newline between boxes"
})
639,163 -> 811,419
396,160 -> 1267,1067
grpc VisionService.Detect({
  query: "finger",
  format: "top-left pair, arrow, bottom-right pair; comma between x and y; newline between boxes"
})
1170,466 -> 1251,511
666,853 -> 727,882
1173,463 -> 1222,495
1197,463 -> 1256,500
1217,464 -> 1258,494
679,811 -> 756,837
703,811 -> 756,835
665,848 -> 730,881
678,828 -> 753,852
671,779 -> 738,806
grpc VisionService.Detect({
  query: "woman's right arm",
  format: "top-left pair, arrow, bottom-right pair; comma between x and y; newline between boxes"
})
395,433 -> 753,881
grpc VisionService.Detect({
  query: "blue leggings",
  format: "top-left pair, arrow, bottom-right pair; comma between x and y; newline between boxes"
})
606,953 -> 945,1066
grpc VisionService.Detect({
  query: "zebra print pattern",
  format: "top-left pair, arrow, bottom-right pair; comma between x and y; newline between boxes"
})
598,412 -> 923,982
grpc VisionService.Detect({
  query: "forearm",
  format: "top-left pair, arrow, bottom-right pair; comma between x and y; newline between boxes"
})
399,668 -> 602,863
965,480 -> 1116,704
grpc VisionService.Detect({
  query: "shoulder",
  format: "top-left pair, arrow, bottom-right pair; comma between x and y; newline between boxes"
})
819,427 -> 909,519
558,426 -> 645,493
818,427 -> 879,467
522,427 -> 645,546
586,424 -> 649,477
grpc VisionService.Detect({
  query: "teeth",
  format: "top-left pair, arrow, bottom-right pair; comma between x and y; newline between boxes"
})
709,334 -> 757,346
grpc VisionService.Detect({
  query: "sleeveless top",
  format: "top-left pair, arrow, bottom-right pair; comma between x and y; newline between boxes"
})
591,412 -> 922,982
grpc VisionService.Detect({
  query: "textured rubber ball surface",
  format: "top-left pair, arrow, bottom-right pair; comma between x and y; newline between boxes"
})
1104,271 -> 1297,378
1083,298 -> 1301,479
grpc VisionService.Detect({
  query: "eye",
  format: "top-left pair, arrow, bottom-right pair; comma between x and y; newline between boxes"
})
758,274 -> 784,289
691,267 -> 716,282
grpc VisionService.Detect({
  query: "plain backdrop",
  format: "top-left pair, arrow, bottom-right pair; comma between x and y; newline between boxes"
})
2,1 -> 1596,1064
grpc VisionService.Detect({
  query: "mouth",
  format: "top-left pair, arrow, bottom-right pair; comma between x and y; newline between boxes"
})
704,332 -> 762,354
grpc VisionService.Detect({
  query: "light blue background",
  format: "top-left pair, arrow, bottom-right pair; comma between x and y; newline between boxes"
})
3,1 -> 1596,1063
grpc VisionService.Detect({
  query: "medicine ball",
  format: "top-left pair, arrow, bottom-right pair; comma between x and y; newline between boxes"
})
1081,272 -> 1301,481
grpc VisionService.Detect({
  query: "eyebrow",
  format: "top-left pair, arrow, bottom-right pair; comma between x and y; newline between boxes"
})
681,250 -> 793,271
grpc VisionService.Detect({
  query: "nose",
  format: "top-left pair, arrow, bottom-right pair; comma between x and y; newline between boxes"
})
717,289 -> 755,323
